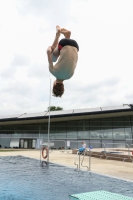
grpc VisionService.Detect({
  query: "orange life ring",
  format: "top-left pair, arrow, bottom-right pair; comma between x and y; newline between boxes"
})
42,147 -> 49,159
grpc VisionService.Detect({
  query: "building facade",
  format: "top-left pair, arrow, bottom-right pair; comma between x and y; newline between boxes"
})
0,104 -> 133,149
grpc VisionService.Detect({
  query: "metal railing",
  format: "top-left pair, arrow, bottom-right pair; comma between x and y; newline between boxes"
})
81,149 -> 91,171
73,141 -> 133,171
129,144 -> 133,162
74,152 -> 80,170
104,143 -> 130,162
74,149 -> 91,171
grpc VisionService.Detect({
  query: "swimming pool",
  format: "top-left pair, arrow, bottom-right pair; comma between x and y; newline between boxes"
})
0,156 -> 133,200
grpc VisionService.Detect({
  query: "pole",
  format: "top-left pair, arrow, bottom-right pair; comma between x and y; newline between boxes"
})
39,125 -> 41,162
47,78 -> 51,162
79,154 -> 80,170
40,146 -> 41,163
89,149 -> 91,171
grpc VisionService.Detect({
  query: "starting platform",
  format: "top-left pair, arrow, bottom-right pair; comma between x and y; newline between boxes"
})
69,190 -> 133,200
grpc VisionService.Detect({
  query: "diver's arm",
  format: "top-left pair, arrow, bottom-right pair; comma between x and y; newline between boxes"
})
47,46 -> 54,72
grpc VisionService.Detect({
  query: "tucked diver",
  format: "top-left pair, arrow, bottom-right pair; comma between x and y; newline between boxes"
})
46,25 -> 79,97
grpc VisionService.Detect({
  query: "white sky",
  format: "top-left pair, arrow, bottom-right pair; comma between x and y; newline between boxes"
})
0,0 -> 133,115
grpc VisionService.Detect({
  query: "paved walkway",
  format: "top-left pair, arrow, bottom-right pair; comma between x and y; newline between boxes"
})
0,149 -> 133,181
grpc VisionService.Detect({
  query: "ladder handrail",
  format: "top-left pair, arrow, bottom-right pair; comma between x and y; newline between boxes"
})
74,149 -> 91,171
74,151 -> 80,169
81,149 -> 89,170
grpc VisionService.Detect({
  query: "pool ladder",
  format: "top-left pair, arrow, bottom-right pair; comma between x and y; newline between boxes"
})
74,149 -> 91,171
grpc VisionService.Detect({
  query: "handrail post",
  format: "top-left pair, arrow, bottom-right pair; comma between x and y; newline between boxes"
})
81,150 -> 89,170
103,143 -> 106,158
89,149 -> 91,171
64,140 -> 66,150
40,145 -> 41,163
129,144 -> 133,162
74,151 -> 79,169
79,154 -> 80,170
126,143 -> 130,157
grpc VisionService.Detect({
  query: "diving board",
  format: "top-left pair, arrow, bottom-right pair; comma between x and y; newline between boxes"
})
69,190 -> 133,200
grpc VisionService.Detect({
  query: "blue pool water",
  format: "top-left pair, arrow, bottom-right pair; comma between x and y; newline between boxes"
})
0,156 -> 133,200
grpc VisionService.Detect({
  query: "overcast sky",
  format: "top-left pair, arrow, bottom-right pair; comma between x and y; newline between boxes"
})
0,0 -> 133,115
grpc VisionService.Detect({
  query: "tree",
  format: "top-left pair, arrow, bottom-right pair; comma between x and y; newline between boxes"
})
47,106 -> 63,111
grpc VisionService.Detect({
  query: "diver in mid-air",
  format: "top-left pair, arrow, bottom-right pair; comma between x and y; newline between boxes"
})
46,25 -> 79,97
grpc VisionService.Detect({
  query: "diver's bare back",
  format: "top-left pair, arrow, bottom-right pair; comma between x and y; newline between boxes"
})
50,46 -> 78,80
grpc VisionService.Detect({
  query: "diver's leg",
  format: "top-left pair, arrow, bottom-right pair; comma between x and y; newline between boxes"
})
61,28 -> 71,39
51,25 -> 61,62
51,25 -> 61,51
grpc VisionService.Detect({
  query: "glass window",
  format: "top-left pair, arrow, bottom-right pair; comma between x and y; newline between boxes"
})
21,133 -> 33,138
1,125 -> 14,130
55,126 -> 66,134
40,123 -> 47,133
90,130 -> 103,139
89,119 -> 102,139
113,128 -> 125,139
124,116 -> 131,138
85,121 -> 89,131
50,122 -> 55,132
43,134 -> 48,138
90,131 -> 96,139
67,121 -> 77,139
49,123 -> 56,139
0,125 -> 14,134
0,138 -> 10,148
103,129 -> 113,139
14,124 -> 23,131
39,133 -> 46,139
67,132 -> 77,139
101,118 -> 112,129
49,133 -> 55,139
78,121 -> 89,139
32,133 -> 39,138
56,122 -> 66,131
54,133 -> 66,139
23,124 -> 33,130
12,133 -> 22,138
130,116 -> 133,126
125,131 -> 131,139
90,119 -> 100,130
113,117 -> 124,128
0,133 -> 12,138
78,131 -> 89,139
67,121 -> 77,131
124,116 -> 131,127
54,122 -> 66,139
78,121 -> 84,130
101,118 -> 113,139
112,117 -> 125,139
33,124 -> 39,131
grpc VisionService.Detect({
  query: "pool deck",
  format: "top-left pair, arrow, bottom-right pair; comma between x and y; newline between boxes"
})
0,149 -> 133,181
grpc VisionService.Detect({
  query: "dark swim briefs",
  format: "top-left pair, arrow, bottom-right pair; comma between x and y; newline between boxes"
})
58,38 -> 79,51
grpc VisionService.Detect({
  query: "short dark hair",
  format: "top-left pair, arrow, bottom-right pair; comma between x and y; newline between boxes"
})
52,82 -> 64,97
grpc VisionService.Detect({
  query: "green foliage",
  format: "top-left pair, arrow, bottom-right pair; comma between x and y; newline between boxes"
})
47,106 -> 63,111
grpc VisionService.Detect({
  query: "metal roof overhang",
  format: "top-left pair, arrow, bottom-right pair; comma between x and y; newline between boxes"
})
0,108 -> 133,125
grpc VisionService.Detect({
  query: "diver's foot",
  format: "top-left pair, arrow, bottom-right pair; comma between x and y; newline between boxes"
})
56,25 -> 61,37
61,28 -> 71,39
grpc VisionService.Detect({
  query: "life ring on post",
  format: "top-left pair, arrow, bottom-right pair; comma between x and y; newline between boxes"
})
42,146 -> 49,159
